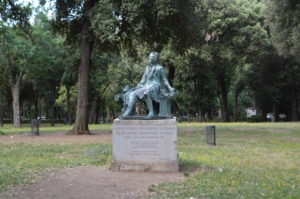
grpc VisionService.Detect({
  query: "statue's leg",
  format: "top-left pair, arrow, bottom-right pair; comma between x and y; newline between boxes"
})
122,93 -> 137,117
145,94 -> 154,118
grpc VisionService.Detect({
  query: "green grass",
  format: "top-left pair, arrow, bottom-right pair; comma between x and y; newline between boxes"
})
0,122 -> 300,198
0,123 -> 112,135
0,142 -> 111,192
150,122 -> 300,199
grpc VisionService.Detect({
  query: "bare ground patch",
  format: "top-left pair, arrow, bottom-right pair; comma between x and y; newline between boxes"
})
0,166 -> 184,199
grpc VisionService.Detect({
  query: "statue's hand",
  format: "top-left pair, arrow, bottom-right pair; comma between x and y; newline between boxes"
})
166,87 -> 178,97
169,87 -> 175,92
114,94 -> 122,101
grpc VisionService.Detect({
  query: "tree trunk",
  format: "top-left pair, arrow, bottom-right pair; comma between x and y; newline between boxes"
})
106,107 -> 110,123
0,92 -> 3,127
272,103 -> 277,122
112,107 -> 116,120
11,79 -> 22,128
217,75 -> 230,122
200,106 -> 205,122
89,102 -> 95,124
50,104 -> 55,126
167,65 -> 175,86
66,87 -> 72,125
102,102 -> 106,123
50,83 -> 58,127
260,109 -> 267,122
34,89 -> 39,119
233,88 -> 238,121
187,104 -> 190,122
94,96 -> 100,124
39,102 -> 42,120
290,88 -> 298,121
198,107 -> 202,122
67,0 -> 95,135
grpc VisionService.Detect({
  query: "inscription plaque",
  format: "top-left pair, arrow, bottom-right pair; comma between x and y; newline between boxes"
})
112,118 -> 178,172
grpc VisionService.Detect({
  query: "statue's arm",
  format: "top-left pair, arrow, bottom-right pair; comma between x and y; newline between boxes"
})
137,67 -> 147,87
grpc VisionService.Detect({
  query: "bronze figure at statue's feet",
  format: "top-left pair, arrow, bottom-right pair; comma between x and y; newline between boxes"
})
114,52 -> 178,119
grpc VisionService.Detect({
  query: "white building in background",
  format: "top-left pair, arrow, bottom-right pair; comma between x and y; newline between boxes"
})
267,113 -> 275,122
246,107 -> 257,117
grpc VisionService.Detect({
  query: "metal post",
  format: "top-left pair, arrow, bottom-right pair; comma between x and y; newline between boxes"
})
31,119 -> 40,136
206,125 -> 216,145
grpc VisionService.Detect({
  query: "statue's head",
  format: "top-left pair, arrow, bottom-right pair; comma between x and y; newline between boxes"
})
149,52 -> 160,64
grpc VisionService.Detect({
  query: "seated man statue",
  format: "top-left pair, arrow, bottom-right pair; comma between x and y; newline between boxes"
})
121,51 -> 177,118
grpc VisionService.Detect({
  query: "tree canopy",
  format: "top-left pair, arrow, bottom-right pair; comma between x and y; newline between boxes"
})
0,0 -> 299,127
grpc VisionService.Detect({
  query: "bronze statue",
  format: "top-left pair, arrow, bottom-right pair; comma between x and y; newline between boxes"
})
115,52 -> 178,119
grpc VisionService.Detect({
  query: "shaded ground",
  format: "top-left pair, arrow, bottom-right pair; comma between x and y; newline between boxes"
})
1,166 -> 183,199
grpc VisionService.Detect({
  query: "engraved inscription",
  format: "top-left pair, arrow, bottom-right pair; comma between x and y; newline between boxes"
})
113,123 -> 177,162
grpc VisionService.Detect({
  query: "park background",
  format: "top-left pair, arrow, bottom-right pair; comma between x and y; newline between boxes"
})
0,0 -> 299,131
0,0 -> 300,198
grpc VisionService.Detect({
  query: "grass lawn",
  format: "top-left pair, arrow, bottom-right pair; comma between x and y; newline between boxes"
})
0,123 -> 112,135
0,122 -> 300,198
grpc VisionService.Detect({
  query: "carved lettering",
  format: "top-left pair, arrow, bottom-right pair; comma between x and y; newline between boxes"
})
113,123 -> 177,162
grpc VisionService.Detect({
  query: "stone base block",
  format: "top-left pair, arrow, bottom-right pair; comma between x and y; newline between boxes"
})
111,160 -> 179,172
112,118 -> 178,172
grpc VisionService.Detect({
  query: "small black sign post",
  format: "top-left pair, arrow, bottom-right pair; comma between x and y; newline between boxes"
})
31,119 -> 40,136
206,126 -> 216,145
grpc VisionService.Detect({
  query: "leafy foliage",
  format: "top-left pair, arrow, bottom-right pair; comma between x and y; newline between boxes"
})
1,0 -> 300,123
267,0 -> 300,62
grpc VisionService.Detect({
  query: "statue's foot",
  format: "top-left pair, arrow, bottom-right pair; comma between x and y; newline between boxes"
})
121,113 -> 129,118
147,112 -> 154,118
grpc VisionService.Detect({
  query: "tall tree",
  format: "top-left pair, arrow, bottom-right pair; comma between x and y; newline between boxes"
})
0,24 -> 33,127
41,0 -> 97,134
60,45 -> 79,125
194,0 -> 269,121
266,0 -> 300,121
70,0 -> 95,134
172,47 -> 218,121
27,15 -> 65,125
0,0 -> 32,127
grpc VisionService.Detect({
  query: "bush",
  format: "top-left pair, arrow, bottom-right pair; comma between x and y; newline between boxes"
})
246,115 -> 263,122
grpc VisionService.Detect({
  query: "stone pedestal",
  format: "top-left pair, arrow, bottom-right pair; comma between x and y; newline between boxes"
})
112,118 -> 178,172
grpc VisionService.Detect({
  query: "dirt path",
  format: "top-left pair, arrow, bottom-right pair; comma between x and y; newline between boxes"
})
1,166 -> 183,199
